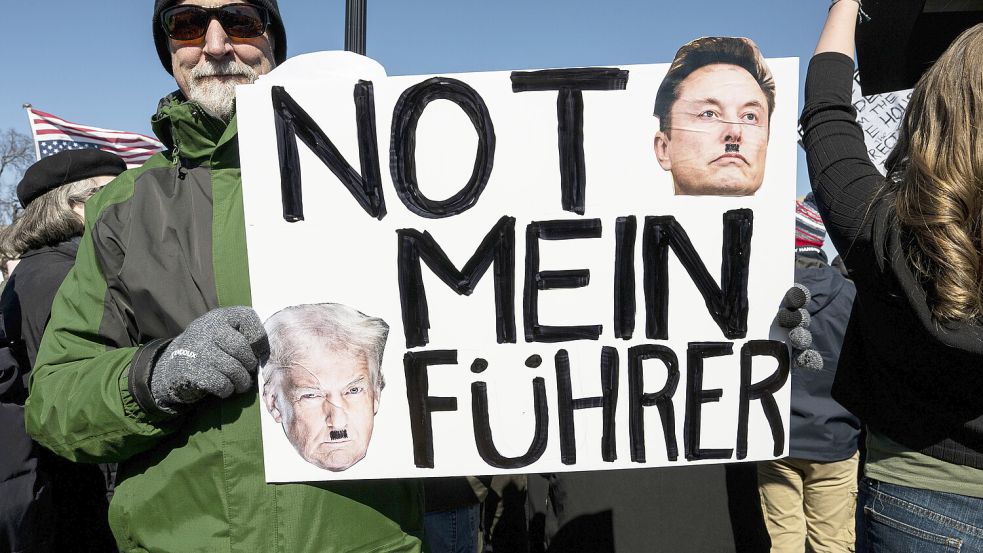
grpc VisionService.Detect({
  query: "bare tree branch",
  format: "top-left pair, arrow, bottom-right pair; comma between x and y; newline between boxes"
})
0,128 -> 34,226
0,128 -> 33,181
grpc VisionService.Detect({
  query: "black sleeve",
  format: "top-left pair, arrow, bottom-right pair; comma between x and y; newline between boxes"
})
20,256 -> 76,368
128,337 -> 176,420
799,52 -> 886,259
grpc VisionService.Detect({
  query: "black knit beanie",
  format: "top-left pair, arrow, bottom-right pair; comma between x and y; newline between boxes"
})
152,0 -> 287,75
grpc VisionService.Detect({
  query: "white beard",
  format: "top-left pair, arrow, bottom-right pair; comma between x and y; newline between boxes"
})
187,60 -> 259,122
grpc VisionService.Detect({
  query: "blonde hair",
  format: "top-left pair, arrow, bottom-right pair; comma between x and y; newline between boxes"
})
893,23 -> 983,321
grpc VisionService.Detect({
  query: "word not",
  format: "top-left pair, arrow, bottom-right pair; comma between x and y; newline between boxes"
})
270,67 -> 629,221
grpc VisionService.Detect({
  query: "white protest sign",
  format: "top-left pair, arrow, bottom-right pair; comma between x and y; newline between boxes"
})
237,45 -> 798,482
851,70 -> 912,174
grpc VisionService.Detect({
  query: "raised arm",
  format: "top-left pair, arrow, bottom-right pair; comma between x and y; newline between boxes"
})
816,0 -> 860,57
799,0 -> 885,258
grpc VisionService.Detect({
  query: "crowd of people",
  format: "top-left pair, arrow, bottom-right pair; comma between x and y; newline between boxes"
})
1,0 -> 982,551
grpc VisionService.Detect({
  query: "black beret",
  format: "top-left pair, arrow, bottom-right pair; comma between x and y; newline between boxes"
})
152,0 -> 287,76
17,149 -> 127,208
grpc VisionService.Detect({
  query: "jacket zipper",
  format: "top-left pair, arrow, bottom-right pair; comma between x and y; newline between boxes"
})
173,140 -> 188,181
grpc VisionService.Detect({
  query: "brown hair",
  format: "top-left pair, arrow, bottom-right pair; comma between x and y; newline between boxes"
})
893,23 -> 983,321
654,36 -> 776,136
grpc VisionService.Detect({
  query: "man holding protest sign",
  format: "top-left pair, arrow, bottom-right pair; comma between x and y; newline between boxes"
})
24,1 -> 424,551
654,37 -> 775,196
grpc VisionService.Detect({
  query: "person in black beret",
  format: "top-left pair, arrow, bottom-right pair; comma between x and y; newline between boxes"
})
22,1 -> 426,552
0,148 -> 125,553
1,148 -> 125,370
14,148 -> 127,211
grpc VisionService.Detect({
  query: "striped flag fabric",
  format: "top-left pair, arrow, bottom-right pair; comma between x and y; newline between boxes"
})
25,107 -> 164,169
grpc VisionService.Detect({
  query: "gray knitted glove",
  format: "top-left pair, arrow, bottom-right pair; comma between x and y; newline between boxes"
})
777,283 -> 824,371
150,306 -> 269,414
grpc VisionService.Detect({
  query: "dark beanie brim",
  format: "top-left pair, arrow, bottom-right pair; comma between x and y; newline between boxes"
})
17,149 -> 127,208
152,0 -> 287,75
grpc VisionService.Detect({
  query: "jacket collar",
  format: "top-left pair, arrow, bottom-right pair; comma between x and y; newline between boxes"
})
795,249 -> 828,268
151,90 -> 239,167
19,236 -> 81,261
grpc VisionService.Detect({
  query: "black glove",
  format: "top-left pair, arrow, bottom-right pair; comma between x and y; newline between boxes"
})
777,284 -> 823,371
149,306 -> 269,414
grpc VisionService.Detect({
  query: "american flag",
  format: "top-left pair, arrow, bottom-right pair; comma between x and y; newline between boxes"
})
26,107 -> 164,169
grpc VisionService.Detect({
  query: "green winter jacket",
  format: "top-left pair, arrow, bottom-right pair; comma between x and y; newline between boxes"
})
25,95 -> 425,553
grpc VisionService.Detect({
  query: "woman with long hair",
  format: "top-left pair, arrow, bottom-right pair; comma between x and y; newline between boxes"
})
802,2 -> 983,551
0,149 -> 125,552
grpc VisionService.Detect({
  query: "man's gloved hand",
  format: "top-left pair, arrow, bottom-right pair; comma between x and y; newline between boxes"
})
150,306 -> 269,414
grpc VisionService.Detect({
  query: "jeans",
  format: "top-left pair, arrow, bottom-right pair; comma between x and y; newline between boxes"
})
857,477 -> 983,553
425,503 -> 481,553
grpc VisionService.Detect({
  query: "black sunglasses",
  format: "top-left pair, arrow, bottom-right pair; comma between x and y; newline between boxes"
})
161,4 -> 270,41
